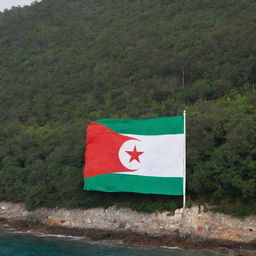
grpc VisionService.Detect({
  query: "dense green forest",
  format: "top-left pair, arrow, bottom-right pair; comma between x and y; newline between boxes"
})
0,0 -> 255,216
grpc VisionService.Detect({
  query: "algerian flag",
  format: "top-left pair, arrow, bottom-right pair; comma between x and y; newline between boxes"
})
83,116 -> 185,195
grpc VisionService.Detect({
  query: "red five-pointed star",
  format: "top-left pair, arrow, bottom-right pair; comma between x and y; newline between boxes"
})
126,146 -> 144,163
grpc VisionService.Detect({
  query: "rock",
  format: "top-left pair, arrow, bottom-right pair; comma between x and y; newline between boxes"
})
0,201 -> 255,249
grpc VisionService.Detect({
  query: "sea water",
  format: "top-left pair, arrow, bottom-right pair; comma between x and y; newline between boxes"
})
0,230 -> 226,256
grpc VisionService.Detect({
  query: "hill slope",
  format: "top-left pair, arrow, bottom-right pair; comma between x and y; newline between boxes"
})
0,0 -> 255,215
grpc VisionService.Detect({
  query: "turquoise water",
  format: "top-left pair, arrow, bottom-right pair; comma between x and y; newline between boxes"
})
0,230 -> 225,256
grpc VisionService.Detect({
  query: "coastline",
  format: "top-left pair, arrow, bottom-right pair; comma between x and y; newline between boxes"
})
0,202 -> 255,255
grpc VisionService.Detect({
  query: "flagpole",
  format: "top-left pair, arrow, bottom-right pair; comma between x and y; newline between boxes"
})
183,110 -> 186,210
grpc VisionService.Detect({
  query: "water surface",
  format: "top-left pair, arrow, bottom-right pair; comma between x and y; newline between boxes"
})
0,230 -> 227,256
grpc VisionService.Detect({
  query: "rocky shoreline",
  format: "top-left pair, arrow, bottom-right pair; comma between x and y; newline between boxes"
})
0,202 -> 255,255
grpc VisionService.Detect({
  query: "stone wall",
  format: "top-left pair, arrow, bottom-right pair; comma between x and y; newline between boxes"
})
0,202 -> 255,244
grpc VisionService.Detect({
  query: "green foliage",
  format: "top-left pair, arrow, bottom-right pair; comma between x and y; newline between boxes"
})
210,199 -> 256,217
0,0 -> 255,215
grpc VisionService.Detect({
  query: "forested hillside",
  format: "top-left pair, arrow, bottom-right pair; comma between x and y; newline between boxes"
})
0,0 -> 255,215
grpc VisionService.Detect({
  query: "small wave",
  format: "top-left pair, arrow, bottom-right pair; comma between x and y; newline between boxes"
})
33,232 -> 85,240
160,246 -> 181,250
1,229 -> 85,241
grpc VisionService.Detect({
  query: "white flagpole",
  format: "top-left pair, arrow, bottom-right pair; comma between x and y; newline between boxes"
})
183,110 -> 186,210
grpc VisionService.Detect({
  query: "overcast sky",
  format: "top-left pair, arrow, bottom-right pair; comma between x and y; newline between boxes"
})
0,0 -> 40,12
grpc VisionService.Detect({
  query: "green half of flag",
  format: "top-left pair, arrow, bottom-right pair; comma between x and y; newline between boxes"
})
93,115 -> 184,135
84,174 -> 184,195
